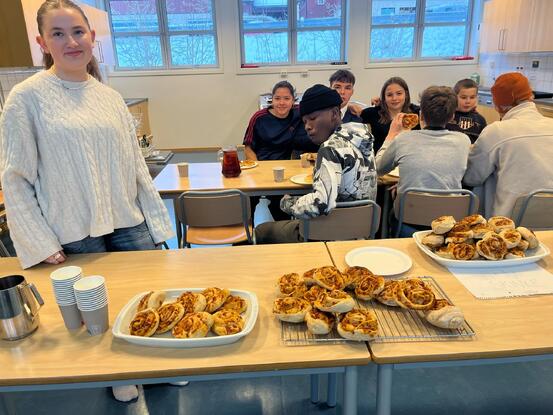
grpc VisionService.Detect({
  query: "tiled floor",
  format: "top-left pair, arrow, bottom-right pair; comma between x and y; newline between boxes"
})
4,360 -> 553,414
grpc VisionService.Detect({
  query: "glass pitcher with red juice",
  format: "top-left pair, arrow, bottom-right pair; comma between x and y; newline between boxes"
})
221,146 -> 241,178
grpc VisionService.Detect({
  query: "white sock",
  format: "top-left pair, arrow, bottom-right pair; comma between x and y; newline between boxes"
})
169,381 -> 190,386
112,385 -> 139,402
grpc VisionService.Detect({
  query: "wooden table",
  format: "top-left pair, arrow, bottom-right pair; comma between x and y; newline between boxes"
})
0,243 -> 369,415
154,160 -> 313,199
326,231 -> 553,414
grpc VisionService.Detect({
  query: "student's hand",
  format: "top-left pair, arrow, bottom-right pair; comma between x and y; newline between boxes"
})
371,96 -> 381,106
386,113 -> 405,141
43,250 -> 67,265
348,103 -> 363,116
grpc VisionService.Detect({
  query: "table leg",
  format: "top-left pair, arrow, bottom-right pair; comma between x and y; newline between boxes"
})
376,364 -> 394,415
343,366 -> 358,415
310,374 -> 320,403
327,373 -> 337,407
0,393 -> 16,414
381,186 -> 391,239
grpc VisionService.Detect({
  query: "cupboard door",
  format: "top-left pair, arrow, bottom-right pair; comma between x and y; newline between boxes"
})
529,0 -> 553,52
480,0 -> 504,53
502,0 -> 533,52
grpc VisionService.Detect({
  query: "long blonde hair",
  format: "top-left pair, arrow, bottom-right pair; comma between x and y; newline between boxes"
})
37,0 -> 102,82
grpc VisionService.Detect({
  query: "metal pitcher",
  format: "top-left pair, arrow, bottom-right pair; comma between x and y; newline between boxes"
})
0,275 -> 44,340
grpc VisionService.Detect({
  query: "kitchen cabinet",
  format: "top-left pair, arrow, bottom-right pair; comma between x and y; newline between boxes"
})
0,0 -> 114,68
479,0 -> 553,53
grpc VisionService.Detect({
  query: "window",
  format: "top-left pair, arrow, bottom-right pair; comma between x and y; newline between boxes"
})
239,0 -> 346,66
369,0 -> 473,61
106,0 -> 218,70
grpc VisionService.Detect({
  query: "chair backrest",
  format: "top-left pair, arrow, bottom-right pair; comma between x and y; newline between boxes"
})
299,200 -> 381,241
512,189 -> 553,230
394,188 -> 478,237
176,190 -> 252,246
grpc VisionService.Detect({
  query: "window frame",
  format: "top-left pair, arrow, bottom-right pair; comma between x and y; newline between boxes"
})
237,0 -> 348,67
105,0 -> 220,71
367,0 -> 475,63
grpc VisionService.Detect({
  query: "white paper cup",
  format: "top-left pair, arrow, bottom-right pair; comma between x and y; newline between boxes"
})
177,162 -> 189,177
273,167 -> 285,182
73,276 -> 105,292
50,266 -> 82,282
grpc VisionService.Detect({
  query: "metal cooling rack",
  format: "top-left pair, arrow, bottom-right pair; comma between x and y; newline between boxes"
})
280,276 -> 475,346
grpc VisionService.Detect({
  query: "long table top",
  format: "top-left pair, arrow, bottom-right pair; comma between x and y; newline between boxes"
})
0,243 -> 370,387
154,160 -> 313,196
327,231 -> 553,364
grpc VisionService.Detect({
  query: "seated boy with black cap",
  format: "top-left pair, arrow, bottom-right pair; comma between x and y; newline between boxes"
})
255,84 -> 378,244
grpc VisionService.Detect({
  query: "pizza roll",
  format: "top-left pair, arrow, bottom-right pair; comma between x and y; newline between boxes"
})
401,113 -> 419,129
276,273 -> 307,298
343,266 -> 374,290
450,242 -> 477,261
313,266 -> 346,291
499,229 -> 522,249
516,226 -> 539,249
476,233 -> 507,260
177,291 -> 207,314
314,289 -> 355,313
422,232 -> 444,249
137,291 -> 166,312
129,308 -> 160,337
431,216 -> 456,235
376,280 -> 402,307
302,268 -> 319,286
505,247 -> 526,259
488,216 -> 515,233
272,297 -> 311,323
459,214 -> 486,227
202,287 -> 230,313
155,302 -> 185,334
221,295 -> 247,313
396,278 -> 435,310
337,309 -> 378,341
172,312 -> 214,338
303,285 -> 328,304
212,309 -> 244,336
305,309 -> 335,335
471,223 -> 495,239
445,223 -> 474,244
355,274 -> 386,300
424,299 -> 465,329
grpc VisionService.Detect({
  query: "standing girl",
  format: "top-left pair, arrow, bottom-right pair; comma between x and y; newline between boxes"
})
0,0 -> 174,401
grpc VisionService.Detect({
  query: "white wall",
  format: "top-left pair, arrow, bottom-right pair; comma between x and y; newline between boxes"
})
108,0 -> 480,150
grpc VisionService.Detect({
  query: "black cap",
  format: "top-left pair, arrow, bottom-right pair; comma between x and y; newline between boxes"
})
300,84 -> 342,117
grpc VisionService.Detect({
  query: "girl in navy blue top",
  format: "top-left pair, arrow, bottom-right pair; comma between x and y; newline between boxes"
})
353,77 -> 420,153
243,81 -> 315,161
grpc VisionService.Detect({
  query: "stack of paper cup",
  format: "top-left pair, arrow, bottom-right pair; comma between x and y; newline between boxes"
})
73,276 -> 109,336
50,266 -> 83,330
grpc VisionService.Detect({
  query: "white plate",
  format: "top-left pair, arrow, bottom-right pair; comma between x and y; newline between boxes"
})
239,160 -> 258,169
112,288 -> 258,348
388,167 -> 399,178
345,247 -> 412,276
290,173 -> 313,186
413,230 -> 551,269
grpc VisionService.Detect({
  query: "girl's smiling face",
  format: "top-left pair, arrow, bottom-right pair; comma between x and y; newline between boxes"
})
36,7 -> 95,81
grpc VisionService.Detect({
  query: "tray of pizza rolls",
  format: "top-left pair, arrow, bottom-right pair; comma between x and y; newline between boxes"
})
414,214 -> 550,268
112,288 -> 258,348
273,266 -> 474,345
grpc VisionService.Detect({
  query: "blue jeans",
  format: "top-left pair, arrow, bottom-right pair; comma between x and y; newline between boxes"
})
62,222 -> 157,254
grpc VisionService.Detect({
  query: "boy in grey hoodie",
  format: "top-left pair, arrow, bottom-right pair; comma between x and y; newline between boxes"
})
255,84 -> 377,244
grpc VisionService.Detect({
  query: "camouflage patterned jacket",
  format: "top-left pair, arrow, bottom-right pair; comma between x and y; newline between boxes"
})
280,122 -> 377,219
